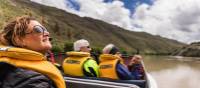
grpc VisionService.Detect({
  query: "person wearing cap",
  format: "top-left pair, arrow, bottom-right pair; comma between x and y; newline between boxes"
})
62,39 -> 99,77
99,44 -> 144,80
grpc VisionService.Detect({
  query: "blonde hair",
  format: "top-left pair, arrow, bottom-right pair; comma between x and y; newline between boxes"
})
0,16 -> 35,47
133,55 -> 142,60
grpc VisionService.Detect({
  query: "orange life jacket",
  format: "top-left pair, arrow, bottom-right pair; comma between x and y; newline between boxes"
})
62,51 -> 90,76
0,46 -> 66,88
99,54 -> 125,79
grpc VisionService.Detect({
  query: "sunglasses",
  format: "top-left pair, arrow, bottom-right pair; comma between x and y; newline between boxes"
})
26,25 -> 48,35
83,46 -> 90,48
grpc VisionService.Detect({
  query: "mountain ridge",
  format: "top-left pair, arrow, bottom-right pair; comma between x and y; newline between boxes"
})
0,0 -> 186,54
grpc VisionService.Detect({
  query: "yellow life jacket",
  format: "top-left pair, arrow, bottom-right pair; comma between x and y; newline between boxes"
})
0,46 -> 66,88
99,54 -> 124,79
62,51 -> 90,76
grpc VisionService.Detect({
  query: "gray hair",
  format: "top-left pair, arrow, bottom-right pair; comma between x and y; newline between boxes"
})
102,44 -> 115,54
73,39 -> 90,51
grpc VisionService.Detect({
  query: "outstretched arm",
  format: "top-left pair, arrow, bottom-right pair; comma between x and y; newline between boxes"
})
83,59 -> 99,77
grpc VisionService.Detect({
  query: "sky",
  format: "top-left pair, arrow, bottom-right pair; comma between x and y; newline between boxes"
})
31,0 -> 200,44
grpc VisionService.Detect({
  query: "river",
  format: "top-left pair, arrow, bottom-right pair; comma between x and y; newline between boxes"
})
55,54 -> 200,88
143,55 -> 200,88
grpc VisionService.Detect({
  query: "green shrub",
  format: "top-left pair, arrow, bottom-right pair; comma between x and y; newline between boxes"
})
51,45 -> 62,52
91,47 -> 102,54
64,42 -> 73,52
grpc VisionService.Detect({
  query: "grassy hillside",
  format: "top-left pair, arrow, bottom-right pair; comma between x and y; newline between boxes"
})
0,0 -> 185,54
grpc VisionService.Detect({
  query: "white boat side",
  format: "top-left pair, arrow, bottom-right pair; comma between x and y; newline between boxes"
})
146,73 -> 158,88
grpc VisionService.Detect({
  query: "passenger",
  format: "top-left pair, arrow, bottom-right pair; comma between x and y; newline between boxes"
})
128,55 -> 145,80
62,39 -> 99,77
90,50 -> 100,64
0,16 -> 65,88
99,44 -> 144,80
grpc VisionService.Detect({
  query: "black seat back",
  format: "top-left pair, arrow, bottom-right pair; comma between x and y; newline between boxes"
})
65,76 -> 146,88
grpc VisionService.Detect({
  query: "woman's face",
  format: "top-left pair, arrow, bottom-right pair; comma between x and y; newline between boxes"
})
22,20 -> 52,54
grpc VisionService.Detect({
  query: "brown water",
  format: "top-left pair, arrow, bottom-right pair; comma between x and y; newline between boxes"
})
143,55 -> 200,88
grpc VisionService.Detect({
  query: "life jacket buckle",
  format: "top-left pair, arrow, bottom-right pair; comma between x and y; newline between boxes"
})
0,47 -> 11,51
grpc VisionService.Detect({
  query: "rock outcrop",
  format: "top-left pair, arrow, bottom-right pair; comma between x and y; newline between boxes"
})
172,42 -> 200,57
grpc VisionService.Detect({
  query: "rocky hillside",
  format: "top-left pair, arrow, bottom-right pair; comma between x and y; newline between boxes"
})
172,42 -> 200,57
0,0 -> 185,54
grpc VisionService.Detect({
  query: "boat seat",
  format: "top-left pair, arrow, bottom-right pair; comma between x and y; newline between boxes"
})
64,76 -> 147,88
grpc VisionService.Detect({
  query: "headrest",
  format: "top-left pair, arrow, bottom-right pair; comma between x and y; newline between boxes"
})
66,51 -> 90,57
100,54 -> 121,61
0,46 -> 45,61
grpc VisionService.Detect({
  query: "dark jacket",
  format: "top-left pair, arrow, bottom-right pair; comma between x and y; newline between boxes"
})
128,63 -> 145,80
0,62 -> 56,88
116,63 -> 135,80
116,62 -> 145,80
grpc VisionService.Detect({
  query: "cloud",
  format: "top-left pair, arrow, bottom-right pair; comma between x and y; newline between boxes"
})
76,0 -> 133,30
31,0 -> 200,43
31,0 -> 133,30
150,65 -> 200,88
30,0 -> 79,14
31,0 -> 67,10
133,0 -> 200,43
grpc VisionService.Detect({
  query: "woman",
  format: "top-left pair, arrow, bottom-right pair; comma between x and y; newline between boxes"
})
0,16 -> 65,88
99,44 -> 144,80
